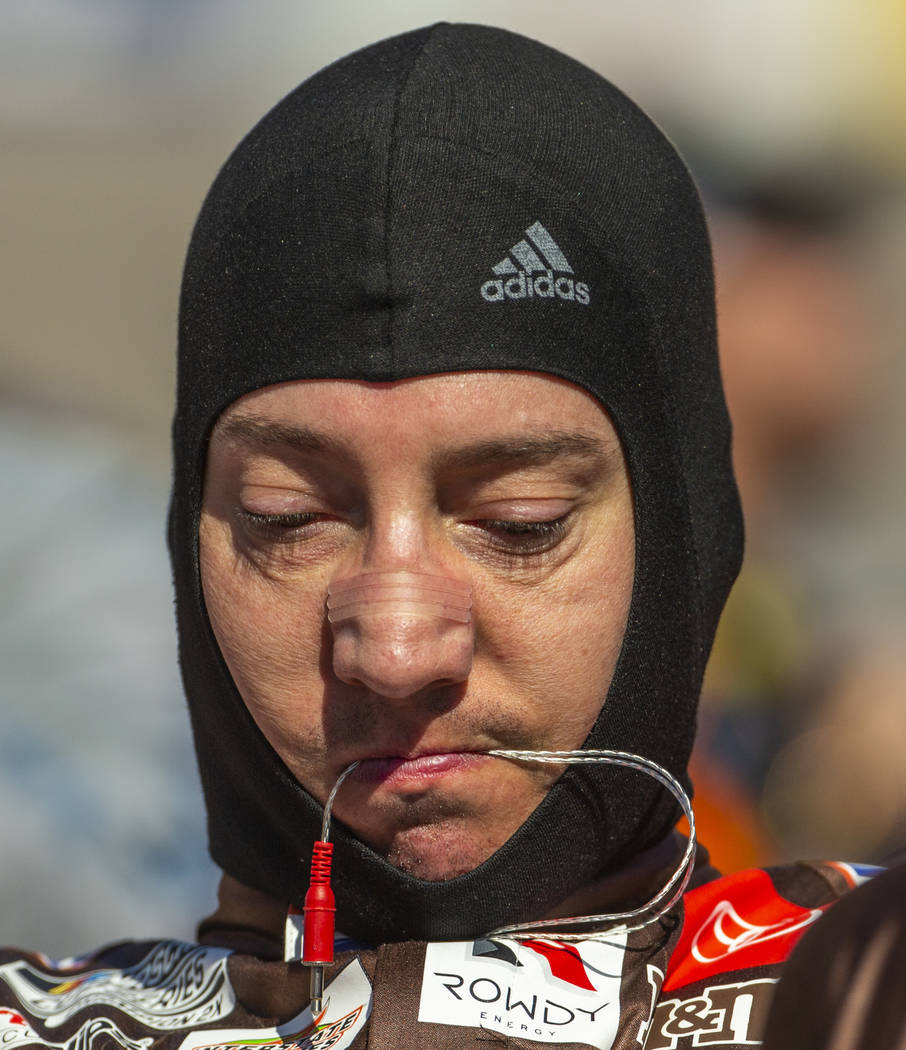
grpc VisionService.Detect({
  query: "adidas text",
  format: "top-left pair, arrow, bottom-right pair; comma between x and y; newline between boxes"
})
481,270 -> 590,305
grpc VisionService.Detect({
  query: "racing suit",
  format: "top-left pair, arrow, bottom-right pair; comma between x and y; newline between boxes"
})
0,850 -> 874,1050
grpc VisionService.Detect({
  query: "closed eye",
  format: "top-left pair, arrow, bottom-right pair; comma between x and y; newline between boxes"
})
239,508 -> 320,540
470,515 -> 570,554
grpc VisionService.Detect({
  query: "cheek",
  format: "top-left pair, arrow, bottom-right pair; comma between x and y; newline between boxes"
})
199,518 -> 327,728
476,516 -> 634,744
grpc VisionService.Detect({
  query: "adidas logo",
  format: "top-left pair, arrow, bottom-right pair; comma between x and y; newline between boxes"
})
480,221 -> 590,305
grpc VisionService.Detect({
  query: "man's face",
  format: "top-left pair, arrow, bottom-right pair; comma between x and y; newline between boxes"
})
199,372 -> 634,881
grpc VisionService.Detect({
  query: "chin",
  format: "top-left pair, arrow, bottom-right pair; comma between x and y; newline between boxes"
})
384,824 -> 498,881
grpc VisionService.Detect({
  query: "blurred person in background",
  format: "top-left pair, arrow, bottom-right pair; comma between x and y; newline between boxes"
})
762,861 -> 906,1050
689,171 -> 906,873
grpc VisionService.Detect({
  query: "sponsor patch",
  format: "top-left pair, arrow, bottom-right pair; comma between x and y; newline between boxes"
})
178,958 -> 372,1050
0,1007 -> 37,1049
419,934 -> 625,1047
664,870 -> 827,991
0,941 -> 234,1030
642,978 -> 776,1049
0,1006 -> 152,1050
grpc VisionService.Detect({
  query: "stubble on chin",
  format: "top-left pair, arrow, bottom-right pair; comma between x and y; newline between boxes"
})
384,818 -> 499,881
355,780 -> 547,883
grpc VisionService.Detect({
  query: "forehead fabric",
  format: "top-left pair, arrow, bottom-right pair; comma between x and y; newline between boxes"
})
171,22 -> 742,942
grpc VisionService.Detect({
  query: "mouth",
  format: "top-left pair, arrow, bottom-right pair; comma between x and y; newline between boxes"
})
350,751 -> 491,786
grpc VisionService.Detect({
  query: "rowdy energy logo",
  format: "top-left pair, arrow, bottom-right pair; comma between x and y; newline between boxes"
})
419,935 -> 625,1047
480,221 -> 590,305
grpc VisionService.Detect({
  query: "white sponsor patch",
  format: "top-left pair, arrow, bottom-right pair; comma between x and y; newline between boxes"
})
0,941 -> 233,1030
179,957 -> 372,1050
418,934 -> 625,1047
0,1006 -> 152,1050
0,1007 -> 44,1050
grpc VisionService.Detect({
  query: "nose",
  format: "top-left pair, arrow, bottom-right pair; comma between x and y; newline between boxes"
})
327,570 -> 473,699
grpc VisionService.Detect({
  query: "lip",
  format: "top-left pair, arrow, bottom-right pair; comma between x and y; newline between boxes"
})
350,751 -> 490,786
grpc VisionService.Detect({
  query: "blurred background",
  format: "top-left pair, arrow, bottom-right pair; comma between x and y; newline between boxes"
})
2,0 -> 906,956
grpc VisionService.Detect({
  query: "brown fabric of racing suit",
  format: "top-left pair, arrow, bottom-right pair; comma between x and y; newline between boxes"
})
0,846 -> 865,1050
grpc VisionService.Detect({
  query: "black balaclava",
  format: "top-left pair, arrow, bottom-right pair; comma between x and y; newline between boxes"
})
170,23 -> 743,945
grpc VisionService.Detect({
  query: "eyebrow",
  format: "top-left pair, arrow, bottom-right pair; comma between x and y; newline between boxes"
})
215,414 -> 619,472
431,432 -> 619,473
215,415 -> 341,457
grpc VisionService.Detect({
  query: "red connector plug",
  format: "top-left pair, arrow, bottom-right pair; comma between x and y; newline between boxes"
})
302,840 -> 335,1013
303,840 -> 336,964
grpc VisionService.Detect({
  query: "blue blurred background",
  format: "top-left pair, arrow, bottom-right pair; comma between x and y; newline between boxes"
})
3,0 -> 906,956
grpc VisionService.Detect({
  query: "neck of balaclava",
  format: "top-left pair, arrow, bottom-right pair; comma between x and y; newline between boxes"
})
197,830 -> 700,955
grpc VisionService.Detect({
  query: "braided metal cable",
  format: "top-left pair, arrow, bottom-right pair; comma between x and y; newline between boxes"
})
485,749 -> 695,940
